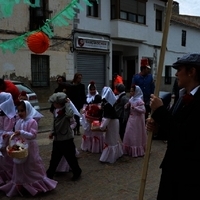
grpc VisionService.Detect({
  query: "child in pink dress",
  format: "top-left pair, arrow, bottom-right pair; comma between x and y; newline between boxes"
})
0,92 -> 16,185
123,85 -> 147,157
0,100 -> 57,197
81,81 -> 104,153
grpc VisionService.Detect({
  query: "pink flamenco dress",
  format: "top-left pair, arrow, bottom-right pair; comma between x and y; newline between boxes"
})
123,86 -> 147,157
0,101 -> 57,197
0,92 -> 16,186
99,87 -> 123,163
80,113 -> 93,152
80,113 -> 104,153
81,83 -> 104,153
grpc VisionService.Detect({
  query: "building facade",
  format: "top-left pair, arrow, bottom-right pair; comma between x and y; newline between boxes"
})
74,0 -> 200,92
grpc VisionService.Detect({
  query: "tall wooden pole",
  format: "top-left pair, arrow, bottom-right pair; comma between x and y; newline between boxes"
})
138,0 -> 173,199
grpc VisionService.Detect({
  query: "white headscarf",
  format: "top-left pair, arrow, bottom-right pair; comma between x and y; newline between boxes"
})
130,85 -> 144,103
86,82 -> 99,103
0,92 -> 16,119
24,100 -> 44,120
101,86 -> 117,106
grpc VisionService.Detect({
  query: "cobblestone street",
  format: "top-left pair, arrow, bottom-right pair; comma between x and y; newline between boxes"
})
0,107 -> 166,200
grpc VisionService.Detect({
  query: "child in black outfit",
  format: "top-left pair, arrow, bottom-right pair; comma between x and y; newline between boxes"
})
46,92 -> 82,181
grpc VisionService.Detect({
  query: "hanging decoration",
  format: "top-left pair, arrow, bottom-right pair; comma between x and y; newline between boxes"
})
0,0 -> 93,53
27,31 -> 49,54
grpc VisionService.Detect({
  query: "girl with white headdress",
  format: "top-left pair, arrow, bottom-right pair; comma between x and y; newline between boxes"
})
123,85 -> 147,157
99,87 -> 123,163
0,92 -> 16,186
86,81 -> 101,104
0,100 -> 57,197
81,81 -> 104,153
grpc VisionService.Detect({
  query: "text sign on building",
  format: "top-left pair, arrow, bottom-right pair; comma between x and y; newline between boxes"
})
76,37 -> 109,50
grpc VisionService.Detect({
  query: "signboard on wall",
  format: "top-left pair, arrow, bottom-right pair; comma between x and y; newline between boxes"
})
76,36 -> 109,50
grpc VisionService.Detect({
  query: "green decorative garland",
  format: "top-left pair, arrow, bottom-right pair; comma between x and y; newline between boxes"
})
0,0 -> 93,53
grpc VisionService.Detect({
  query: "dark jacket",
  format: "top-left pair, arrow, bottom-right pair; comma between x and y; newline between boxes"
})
102,102 -> 118,119
152,87 -> 200,183
68,83 -> 86,111
52,102 -> 74,141
114,92 -> 129,122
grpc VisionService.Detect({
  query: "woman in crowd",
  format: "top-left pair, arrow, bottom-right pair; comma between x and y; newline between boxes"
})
123,85 -> 147,157
81,81 -> 103,153
98,87 -> 123,163
68,73 -> 86,135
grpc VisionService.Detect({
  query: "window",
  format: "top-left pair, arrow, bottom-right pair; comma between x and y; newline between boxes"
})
181,30 -> 186,46
31,54 -> 49,87
120,11 -> 127,20
156,9 -> 162,31
165,65 -> 171,84
87,0 -> 99,17
111,0 -> 146,24
29,0 -> 52,31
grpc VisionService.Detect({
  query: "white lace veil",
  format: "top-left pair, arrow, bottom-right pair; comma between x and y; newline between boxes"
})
101,87 -> 117,106
23,100 -> 44,120
0,92 -> 16,119
130,85 -> 144,103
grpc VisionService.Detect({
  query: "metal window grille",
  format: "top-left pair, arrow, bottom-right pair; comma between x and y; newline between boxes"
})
31,54 -> 49,87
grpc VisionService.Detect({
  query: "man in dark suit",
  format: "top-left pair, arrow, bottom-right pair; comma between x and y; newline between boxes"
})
146,53 -> 200,200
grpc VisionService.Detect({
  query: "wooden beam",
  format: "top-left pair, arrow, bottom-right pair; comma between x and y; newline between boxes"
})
138,0 -> 173,199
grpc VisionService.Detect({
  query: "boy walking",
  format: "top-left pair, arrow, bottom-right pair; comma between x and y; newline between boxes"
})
46,92 -> 82,181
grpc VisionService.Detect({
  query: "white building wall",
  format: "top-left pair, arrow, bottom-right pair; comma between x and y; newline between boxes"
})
77,0 -> 111,35
164,23 -> 200,77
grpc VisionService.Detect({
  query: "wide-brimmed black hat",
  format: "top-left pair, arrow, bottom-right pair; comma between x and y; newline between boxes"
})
172,53 -> 200,69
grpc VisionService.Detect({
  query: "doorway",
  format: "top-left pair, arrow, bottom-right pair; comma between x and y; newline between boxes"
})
126,59 -> 136,90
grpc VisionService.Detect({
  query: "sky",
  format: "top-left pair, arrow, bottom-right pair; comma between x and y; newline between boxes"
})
177,0 -> 200,16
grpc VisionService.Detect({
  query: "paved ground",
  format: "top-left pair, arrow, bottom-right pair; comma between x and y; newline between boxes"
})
0,105 -> 167,200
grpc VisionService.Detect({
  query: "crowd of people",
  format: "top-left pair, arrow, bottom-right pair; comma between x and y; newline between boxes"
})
52,53 -> 200,199
77,76 -> 148,161
0,52 -> 199,199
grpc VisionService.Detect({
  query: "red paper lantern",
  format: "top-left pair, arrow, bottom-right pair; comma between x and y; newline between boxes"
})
27,32 -> 49,54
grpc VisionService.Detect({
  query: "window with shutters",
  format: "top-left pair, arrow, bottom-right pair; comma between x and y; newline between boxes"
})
111,0 -> 146,24
31,54 -> 50,87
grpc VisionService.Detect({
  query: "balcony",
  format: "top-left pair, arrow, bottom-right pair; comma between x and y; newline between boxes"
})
110,19 -> 147,42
